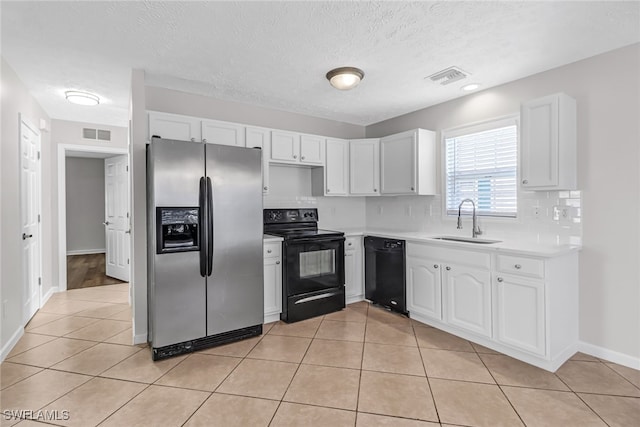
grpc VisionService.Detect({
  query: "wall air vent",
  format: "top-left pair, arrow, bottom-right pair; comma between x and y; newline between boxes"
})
83,128 -> 112,141
427,66 -> 469,85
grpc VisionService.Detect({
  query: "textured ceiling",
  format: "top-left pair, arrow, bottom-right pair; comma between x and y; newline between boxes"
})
2,1 -> 639,127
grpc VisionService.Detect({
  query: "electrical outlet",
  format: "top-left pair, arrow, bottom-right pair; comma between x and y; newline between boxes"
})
532,206 -> 540,219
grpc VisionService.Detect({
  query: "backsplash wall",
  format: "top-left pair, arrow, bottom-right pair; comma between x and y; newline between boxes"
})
365,190 -> 582,245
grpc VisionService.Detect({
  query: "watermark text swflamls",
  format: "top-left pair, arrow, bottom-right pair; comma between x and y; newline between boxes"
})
2,409 -> 70,421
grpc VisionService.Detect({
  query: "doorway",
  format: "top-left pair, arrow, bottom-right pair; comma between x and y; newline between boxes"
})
57,145 -> 129,292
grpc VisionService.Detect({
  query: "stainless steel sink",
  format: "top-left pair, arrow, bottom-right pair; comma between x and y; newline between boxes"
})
432,236 -> 502,244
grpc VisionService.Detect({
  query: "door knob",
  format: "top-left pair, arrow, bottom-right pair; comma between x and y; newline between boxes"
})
103,221 -> 110,226
22,233 -> 33,240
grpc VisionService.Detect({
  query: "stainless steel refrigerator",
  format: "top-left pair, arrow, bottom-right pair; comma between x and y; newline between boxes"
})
147,138 -> 263,360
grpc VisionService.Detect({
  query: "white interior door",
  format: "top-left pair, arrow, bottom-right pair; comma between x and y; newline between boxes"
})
105,155 -> 130,281
20,117 -> 41,323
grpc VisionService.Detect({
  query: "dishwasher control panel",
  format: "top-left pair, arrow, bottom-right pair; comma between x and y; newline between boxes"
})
384,240 -> 404,249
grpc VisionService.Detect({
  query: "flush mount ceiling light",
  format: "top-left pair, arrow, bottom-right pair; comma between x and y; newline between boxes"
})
461,83 -> 481,92
326,67 -> 365,90
65,90 -> 100,106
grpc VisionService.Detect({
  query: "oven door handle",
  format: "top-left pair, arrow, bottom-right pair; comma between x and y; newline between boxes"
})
285,236 -> 345,245
294,291 -> 342,305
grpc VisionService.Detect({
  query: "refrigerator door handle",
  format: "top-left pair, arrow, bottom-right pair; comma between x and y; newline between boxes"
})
207,176 -> 214,276
199,177 -> 207,277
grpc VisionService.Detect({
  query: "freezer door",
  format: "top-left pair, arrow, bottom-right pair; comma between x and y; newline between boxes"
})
206,144 -> 264,336
148,139 -> 207,348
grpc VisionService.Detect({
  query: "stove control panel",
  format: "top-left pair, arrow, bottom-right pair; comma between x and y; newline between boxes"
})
264,208 -> 318,224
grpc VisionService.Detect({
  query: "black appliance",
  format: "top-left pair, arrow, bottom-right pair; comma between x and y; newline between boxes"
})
264,208 -> 345,323
364,236 -> 407,315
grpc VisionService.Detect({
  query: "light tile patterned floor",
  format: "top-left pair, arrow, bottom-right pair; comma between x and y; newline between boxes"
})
1,283 -> 639,426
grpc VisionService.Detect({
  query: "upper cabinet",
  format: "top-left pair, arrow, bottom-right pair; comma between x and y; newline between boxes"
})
380,129 -> 437,195
271,131 -> 324,165
201,119 -> 245,147
148,111 -> 201,142
246,126 -> 271,194
520,93 -> 577,190
350,139 -> 380,196
324,138 -> 349,196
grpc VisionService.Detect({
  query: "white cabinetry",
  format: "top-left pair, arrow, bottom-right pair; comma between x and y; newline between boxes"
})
405,240 -> 578,372
315,138 -> 349,196
246,126 -> 271,194
148,111 -> 201,142
380,129 -> 436,195
271,131 -> 324,165
202,119 -> 245,146
406,255 -> 442,321
349,139 -> 380,196
442,264 -> 492,338
344,236 -> 364,303
263,241 -> 282,323
521,93 -> 577,190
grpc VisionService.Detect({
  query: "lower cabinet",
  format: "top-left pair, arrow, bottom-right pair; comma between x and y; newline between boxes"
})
405,240 -> 578,372
344,236 -> 364,304
263,242 -> 282,323
406,256 -> 442,321
494,274 -> 545,356
442,264 -> 492,338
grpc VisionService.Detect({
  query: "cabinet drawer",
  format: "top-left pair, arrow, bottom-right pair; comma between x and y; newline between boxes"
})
263,243 -> 282,259
345,236 -> 360,252
407,243 -> 491,270
496,254 -> 544,278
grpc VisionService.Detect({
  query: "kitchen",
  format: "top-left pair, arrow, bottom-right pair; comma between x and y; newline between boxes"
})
1,1 -> 640,426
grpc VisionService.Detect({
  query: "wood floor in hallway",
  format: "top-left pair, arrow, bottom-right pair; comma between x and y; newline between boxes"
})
67,253 -> 126,290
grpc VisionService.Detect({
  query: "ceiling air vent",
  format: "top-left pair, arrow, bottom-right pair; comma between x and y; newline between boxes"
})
427,66 -> 469,86
82,128 -> 111,141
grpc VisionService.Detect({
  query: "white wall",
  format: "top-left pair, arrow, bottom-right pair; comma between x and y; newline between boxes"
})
1,58 -> 51,359
65,157 -> 106,254
366,43 -> 640,362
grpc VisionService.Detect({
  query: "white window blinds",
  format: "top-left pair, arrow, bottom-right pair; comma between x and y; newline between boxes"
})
444,119 -> 518,217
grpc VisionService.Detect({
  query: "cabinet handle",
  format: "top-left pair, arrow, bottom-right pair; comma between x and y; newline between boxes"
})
293,155 -> 298,159
264,186 -> 268,191
514,264 -> 522,269
497,277 -> 504,282
22,233 -> 33,240
276,261 -> 280,265
301,156 -> 305,160
348,242 -> 352,246
190,138 -> 196,142
267,249 -> 272,254
373,189 -> 377,192
522,179 -> 528,185
445,266 -> 451,271
433,264 -> 438,269
410,187 -> 415,191
202,138 -> 208,143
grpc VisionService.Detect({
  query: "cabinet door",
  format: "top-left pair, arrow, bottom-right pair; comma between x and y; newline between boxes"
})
300,135 -> 324,165
202,119 -> 245,147
325,138 -> 349,196
521,95 -> 559,188
271,130 -> 300,162
406,257 -> 442,320
349,139 -> 380,195
246,127 -> 271,194
494,274 -> 545,355
345,238 -> 363,302
380,131 -> 417,195
264,256 -> 282,318
148,112 -> 201,142
443,264 -> 492,337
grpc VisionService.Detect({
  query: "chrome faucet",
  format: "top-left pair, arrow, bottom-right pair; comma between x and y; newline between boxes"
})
457,199 -> 483,238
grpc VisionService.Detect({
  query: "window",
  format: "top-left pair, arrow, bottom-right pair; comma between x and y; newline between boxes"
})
444,117 -> 518,218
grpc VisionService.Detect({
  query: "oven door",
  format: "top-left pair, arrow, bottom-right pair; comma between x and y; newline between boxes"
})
284,237 -> 345,296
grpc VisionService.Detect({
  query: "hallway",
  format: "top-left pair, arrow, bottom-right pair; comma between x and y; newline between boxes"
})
66,254 -> 127,290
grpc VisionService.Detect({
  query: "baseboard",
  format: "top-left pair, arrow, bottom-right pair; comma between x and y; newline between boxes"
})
264,313 -> 281,324
42,286 -> 58,306
67,249 -> 106,256
578,341 -> 640,370
346,295 -> 365,305
1,327 -> 24,362
133,333 -> 147,346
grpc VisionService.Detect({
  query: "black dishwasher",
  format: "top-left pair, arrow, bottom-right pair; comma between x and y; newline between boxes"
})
364,237 -> 407,315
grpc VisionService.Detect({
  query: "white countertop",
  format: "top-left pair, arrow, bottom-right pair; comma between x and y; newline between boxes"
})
263,234 -> 283,243
333,228 -> 580,257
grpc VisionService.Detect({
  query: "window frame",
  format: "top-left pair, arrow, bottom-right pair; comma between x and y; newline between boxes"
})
440,114 -> 520,221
